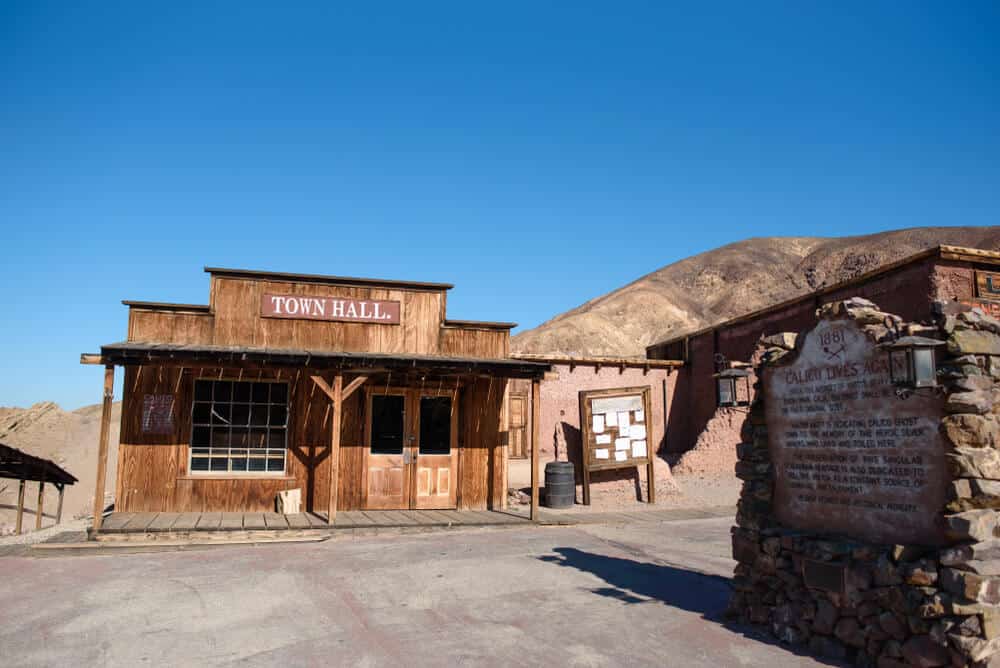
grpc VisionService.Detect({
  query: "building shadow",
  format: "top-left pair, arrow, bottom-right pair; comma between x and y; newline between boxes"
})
539,547 -> 848,667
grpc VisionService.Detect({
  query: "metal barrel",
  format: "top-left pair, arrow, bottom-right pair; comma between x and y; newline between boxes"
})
544,461 -> 576,508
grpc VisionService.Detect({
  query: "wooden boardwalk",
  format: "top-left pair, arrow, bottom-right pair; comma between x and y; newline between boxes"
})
97,509 -> 532,535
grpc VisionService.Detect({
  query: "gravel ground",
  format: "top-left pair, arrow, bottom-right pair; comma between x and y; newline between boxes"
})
0,517 -> 89,546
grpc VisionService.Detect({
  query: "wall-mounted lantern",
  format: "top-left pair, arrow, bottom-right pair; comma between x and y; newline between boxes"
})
880,335 -> 945,396
714,367 -> 752,408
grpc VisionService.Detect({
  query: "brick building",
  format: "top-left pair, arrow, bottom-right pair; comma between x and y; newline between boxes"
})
646,245 -> 1000,456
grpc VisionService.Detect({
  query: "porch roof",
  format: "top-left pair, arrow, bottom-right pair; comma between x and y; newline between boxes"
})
0,443 -> 78,486
86,341 -> 551,379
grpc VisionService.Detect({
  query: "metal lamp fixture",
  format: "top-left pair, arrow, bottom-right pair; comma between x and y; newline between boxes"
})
880,335 -> 945,398
714,366 -> 752,408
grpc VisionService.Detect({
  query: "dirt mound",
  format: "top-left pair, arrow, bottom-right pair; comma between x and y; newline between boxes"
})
513,226 -> 1000,357
583,456 -> 680,508
0,401 -> 120,534
672,410 -> 744,476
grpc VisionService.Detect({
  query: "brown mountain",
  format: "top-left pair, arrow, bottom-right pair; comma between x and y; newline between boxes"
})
0,402 -> 121,534
512,226 -> 1000,357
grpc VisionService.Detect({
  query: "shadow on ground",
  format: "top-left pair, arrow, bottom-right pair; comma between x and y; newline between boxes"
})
540,547 -> 847,667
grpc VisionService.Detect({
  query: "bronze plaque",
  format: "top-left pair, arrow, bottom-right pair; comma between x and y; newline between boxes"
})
261,294 -> 400,325
802,559 -> 846,594
764,319 -> 947,546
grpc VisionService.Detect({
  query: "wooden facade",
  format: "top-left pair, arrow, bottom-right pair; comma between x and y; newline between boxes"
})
86,268 -> 547,523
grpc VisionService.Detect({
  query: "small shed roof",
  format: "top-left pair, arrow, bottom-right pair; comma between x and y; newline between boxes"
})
0,443 -> 78,485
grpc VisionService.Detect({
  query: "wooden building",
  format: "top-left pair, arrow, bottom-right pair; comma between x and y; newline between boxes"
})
81,267 -> 549,529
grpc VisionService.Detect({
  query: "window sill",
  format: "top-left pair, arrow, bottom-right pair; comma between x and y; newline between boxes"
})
177,474 -> 296,482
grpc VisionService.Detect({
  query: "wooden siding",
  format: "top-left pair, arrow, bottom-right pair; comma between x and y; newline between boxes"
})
210,276 -> 444,355
439,326 -> 509,358
456,376 -> 507,510
116,364 -> 506,513
127,310 -> 214,344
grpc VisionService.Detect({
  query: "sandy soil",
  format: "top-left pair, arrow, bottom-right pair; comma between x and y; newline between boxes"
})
508,457 -> 740,512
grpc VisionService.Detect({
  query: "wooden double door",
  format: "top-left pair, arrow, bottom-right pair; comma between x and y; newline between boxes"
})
363,388 -> 458,510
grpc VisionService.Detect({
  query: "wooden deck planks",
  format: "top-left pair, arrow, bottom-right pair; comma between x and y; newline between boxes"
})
98,509 -> 536,534
411,510 -> 451,525
333,511 -> 361,527
358,511 -> 395,526
432,510 -> 468,524
378,511 -> 419,526
123,513 -> 159,532
147,513 -> 181,531
171,513 -> 202,530
101,513 -> 134,531
305,512 -> 329,528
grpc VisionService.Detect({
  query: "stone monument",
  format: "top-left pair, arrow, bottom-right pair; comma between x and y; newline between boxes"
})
729,298 -> 1000,667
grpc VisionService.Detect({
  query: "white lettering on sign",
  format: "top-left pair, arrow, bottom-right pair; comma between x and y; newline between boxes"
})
261,294 -> 401,325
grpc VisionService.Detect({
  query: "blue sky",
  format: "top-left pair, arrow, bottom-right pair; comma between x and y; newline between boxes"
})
2,2 -> 998,409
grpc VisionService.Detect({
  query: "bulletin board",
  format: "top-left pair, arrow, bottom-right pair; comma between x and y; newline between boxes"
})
578,386 -> 655,505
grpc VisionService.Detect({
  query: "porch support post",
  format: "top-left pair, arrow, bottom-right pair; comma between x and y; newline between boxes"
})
91,364 -> 115,532
530,377 -> 541,522
15,479 -> 25,534
56,483 -> 65,525
35,479 -> 45,531
327,374 -> 343,524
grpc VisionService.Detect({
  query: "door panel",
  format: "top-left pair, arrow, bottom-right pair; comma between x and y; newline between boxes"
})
364,391 -> 410,510
509,394 -> 527,459
413,393 -> 458,509
364,389 -> 458,510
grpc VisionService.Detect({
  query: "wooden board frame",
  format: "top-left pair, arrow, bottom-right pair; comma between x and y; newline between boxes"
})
975,270 -> 1000,303
578,385 -> 654,506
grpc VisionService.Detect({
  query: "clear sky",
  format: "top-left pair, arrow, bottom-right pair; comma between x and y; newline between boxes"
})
2,2 -> 998,409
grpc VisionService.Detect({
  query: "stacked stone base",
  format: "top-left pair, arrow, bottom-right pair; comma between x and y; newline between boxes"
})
729,526 -> 1000,667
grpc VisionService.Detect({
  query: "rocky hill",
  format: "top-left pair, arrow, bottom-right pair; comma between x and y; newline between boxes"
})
512,226 -> 1000,357
0,402 -> 120,534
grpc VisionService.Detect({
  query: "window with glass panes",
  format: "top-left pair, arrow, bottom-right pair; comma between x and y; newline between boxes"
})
190,380 -> 288,473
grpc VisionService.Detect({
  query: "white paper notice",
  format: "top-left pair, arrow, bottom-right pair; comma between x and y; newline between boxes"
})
592,414 -> 605,434
615,437 -> 630,451
631,440 -> 647,457
596,434 -> 611,444
615,451 -> 628,461
605,411 -> 618,427
630,424 -> 646,440
634,409 -> 645,423
617,411 -> 630,432
595,448 -> 610,460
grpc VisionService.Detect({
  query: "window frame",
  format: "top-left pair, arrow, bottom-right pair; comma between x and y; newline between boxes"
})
188,378 -> 290,477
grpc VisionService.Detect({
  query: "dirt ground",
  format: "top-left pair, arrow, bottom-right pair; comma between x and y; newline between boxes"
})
508,457 -> 741,512
0,517 -> 838,668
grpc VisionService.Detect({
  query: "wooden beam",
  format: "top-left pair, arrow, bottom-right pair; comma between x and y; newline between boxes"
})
56,484 -> 65,524
310,375 -> 336,402
341,375 -> 368,402
327,374 -> 343,523
91,365 -> 115,533
530,378 -> 540,522
15,479 -> 25,535
80,353 -> 103,365
35,480 -> 45,531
